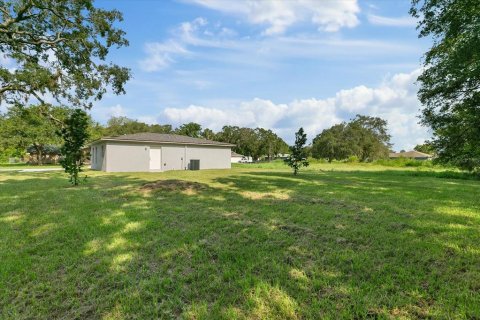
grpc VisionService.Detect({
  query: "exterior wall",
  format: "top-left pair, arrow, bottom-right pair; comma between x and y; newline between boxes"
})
90,143 -> 106,170
91,141 -> 231,172
186,145 -> 231,169
161,145 -> 186,171
105,142 -> 149,172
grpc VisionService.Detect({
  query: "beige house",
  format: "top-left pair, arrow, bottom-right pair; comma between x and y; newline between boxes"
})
389,150 -> 433,160
90,133 -> 235,172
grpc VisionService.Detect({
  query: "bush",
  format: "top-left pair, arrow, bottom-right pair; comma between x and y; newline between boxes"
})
346,155 -> 359,163
307,157 -> 329,164
374,158 -> 435,168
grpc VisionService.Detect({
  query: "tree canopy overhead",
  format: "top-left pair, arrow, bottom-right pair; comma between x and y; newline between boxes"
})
411,0 -> 480,171
0,0 -> 130,112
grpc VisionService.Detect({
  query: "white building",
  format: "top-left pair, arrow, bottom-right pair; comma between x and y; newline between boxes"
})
231,151 -> 252,163
90,133 -> 235,172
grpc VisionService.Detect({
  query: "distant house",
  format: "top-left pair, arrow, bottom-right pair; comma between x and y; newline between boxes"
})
231,151 -> 252,163
389,150 -> 433,160
90,133 -> 235,172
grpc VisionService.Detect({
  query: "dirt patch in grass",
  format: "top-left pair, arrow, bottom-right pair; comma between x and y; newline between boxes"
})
140,179 -> 208,194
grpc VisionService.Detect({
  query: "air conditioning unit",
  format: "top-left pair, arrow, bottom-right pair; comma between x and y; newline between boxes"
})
189,159 -> 200,170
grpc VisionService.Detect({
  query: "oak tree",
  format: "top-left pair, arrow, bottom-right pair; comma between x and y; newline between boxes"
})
0,0 -> 130,119
411,0 -> 480,171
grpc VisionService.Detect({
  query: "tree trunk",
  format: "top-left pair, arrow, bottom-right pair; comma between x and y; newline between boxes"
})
38,147 -> 43,165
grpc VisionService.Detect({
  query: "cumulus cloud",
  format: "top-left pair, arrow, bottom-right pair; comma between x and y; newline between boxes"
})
89,104 -> 128,122
161,69 -> 429,150
186,0 -> 360,35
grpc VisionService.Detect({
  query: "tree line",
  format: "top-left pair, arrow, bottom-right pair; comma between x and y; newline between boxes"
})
1,103 -> 400,166
0,107 -> 290,163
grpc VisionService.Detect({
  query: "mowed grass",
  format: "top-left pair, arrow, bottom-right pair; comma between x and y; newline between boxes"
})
1,163 -> 479,319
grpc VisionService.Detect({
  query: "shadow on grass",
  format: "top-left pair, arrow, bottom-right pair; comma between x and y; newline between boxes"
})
1,169 -> 479,319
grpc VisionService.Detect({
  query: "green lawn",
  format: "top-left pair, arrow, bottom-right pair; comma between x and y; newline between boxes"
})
1,164 -> 479,319
0,163 -> 61,170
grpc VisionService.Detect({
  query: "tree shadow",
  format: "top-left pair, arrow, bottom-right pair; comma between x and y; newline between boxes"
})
1,169 -> 479,319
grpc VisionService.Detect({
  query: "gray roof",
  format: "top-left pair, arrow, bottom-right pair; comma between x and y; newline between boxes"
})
231,151 -> 245,157
92,132 -> 235,147
389,150 -> 432,158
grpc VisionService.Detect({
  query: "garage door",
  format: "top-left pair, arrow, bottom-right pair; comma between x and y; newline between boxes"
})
162,146 -> 185,171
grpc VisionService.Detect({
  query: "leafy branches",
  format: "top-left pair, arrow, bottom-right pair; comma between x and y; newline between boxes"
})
410,0 -> 480,171
0,0 -> 130,109
58,109 -> 89,186
285,127 -> 309,175
312,115 -> 391,162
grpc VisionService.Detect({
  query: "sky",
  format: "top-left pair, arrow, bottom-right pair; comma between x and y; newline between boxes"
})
91,0 -> 431,151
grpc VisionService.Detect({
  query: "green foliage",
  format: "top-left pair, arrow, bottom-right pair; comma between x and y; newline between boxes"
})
284,127 -> 309,175
312,115 -> 391,162
410,0 -> 480,172
201,128 -> 216,140
104,116 -> 172,136
374,158 -> 434,168
0,0 -> 130,110
311,123 -> 351,162
346,155 -> 359,163
215,126 -> 288,161
175,122 -> 202,138
0,105 -> 66,164
26,144 -> 60,164
414,142 -> 434,155
58,109 -> 89,186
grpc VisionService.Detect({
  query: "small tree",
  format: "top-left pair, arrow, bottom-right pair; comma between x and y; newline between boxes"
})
58,109 -> 89,186
285,127 -> 309,175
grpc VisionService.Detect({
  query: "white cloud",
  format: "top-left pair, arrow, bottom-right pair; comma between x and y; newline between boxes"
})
108,104 -> 127,117
139,40 -> 189,71
90,104 -> 128,122
367,14 -> 416,27
137,116 -> 158,125
140,17 -> 241,72
139,16 -> 419,72
164,105 -> 234,129
186,0 -> 360,35
161,69 -> 429,150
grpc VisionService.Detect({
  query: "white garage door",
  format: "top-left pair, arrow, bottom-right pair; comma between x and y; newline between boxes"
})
149,147 -> 161,170
162,146 -> 185,171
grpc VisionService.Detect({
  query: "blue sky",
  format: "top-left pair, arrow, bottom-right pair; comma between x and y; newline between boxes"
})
92,0 -> 431,150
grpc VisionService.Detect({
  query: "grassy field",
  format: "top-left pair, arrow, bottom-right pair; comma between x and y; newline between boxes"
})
1,163 -> 479,319
0,163 -> 61,170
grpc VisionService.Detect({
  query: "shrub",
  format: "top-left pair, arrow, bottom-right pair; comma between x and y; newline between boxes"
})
346,155 -> 359,163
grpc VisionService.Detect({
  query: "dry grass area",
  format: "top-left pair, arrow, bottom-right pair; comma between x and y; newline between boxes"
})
1,163 -> 479,319
141,179 -> 208,193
